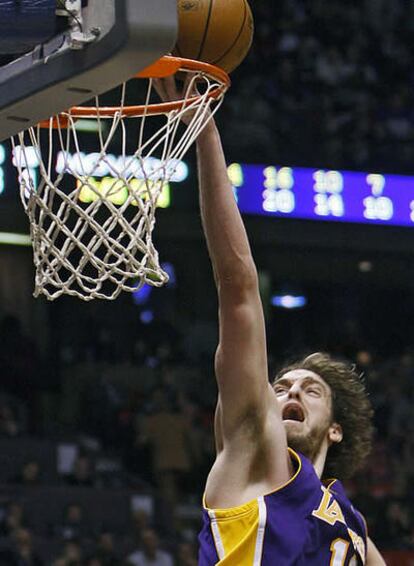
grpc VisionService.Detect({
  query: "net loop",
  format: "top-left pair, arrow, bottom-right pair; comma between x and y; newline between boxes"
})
12,56 -> 229,301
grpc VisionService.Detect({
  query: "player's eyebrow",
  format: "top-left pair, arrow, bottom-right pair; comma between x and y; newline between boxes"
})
274,377 -> 292,388
301,377 -> 329,394
274,375 -> 329,394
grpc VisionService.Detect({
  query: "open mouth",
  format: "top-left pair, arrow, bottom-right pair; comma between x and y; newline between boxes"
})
282,403 -> 305,422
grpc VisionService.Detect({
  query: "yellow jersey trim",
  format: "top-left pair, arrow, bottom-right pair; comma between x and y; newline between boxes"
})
203,448 -> 302,517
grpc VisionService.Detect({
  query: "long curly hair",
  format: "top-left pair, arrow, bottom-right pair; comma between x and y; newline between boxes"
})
273,352 -> 374,480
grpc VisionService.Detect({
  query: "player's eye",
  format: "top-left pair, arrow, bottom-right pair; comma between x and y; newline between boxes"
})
274,387 -> 287,396
307,387 -> 322,397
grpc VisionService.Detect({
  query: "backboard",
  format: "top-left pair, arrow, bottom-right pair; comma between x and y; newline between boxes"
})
0,0 -> 178,141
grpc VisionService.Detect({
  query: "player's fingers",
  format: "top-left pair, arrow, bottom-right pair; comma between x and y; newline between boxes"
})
163,75 -> 181,100
182,75 -> 200,98
153,76 -> 181,102
153,78 -> 168,101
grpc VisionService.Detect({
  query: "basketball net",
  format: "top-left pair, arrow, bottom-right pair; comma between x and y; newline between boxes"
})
12,57 -> 229,301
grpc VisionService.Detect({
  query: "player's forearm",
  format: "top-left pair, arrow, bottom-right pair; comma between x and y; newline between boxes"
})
196,122 -> 256,287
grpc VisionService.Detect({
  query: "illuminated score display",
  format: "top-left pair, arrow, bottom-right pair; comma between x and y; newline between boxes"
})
4,145 -> 191,209
228,164 -> 414,227
4,142 -> 414,229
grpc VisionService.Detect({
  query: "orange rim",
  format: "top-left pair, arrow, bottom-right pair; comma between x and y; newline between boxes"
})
39,56 -> 230,127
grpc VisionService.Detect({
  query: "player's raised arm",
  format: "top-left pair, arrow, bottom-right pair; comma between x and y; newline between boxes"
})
196,122 -> 269,424
196,121 -> 290,463
154,77 -> 291,506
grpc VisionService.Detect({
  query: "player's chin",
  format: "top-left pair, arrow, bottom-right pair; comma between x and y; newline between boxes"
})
285,429 -> 313,457
284,422 -> 308,443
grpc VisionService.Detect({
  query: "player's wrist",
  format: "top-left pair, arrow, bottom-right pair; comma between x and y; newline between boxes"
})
196,119 -> 217,143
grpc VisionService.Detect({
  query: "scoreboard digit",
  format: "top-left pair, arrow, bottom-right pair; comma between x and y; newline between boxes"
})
230,163 -> 414,228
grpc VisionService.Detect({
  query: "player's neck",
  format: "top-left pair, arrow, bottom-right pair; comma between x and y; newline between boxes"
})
312,440 -> 329,479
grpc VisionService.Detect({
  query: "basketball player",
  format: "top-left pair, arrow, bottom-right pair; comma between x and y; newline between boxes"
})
155,78 -> 386,565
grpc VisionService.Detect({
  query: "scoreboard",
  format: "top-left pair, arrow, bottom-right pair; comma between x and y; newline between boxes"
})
229,164 -> 414,227
3,139 -> 414,228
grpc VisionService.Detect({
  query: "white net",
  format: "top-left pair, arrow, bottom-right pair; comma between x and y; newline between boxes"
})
12,64 -> 228,300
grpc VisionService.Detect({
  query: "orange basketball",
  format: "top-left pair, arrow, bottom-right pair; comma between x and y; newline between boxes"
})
173,0 -> 254,74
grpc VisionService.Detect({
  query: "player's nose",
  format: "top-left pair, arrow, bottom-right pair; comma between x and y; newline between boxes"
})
287,382 -> 302,399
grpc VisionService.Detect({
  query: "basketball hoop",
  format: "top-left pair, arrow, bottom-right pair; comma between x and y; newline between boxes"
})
12,56 -> 230,301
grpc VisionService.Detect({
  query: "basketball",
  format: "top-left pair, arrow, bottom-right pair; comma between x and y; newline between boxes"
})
173,0 -> 254,74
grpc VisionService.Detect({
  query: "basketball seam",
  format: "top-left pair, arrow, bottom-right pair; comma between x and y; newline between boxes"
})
198,0 -> 215,61
212,0 -> 248,67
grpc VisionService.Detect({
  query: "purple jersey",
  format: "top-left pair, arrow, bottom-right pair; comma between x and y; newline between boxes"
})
198,449 -> 367,565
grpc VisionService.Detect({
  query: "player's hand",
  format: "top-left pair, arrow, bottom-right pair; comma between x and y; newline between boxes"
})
153,75 -> 209,126
153,74 -> 188,102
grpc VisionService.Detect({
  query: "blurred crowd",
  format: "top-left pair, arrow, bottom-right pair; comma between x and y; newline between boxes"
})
0,311 -> 213,566
223,0 -> 414,172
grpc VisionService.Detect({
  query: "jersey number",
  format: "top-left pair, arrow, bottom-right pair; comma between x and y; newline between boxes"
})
330,539 -> 357,565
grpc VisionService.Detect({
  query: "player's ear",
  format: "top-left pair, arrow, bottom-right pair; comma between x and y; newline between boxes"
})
328,422 -> 343,445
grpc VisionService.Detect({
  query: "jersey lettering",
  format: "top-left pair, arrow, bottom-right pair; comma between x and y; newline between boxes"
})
312,486 -> 345,526
348,527 -> 366,562
313,487 -> 366,563
330,538 -> 349,566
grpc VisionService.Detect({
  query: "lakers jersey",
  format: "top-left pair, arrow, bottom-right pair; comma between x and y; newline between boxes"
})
198,449 -> 367,565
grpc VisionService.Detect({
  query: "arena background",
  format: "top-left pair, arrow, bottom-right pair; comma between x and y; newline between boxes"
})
0,1 -> 413,564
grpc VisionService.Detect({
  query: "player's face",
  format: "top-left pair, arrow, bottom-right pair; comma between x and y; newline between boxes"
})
273,369 -> 342,461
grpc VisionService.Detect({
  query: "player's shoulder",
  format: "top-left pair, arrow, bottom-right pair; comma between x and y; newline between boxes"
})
263,449 -> 325,512
264,450 -> 361,523
323,477 -> 363,517
319,475 -> 368,544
